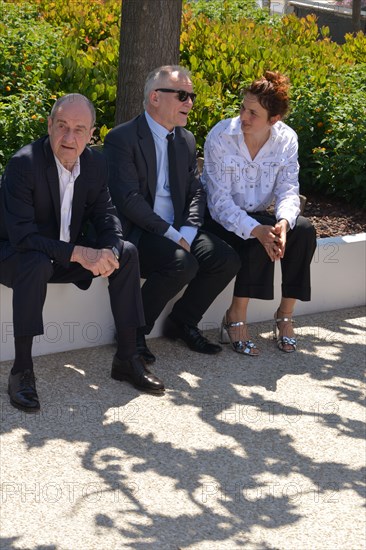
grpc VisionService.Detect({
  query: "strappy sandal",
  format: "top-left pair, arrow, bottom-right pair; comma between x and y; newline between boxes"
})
273,311 -> 297,353
220,312 -> 259,356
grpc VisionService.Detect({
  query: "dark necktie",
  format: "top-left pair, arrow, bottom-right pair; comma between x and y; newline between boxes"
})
166,132 -> 180,228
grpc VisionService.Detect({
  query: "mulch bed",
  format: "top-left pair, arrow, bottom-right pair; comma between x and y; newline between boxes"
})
303,193 -> 366,238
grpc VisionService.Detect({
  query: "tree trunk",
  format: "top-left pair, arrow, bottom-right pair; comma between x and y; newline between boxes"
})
115,0 -> 183,125
352,0 -> 362,32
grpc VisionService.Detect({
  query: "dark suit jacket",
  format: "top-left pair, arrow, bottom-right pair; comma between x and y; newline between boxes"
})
103,113 -> 206,245
0,136 -> 123,280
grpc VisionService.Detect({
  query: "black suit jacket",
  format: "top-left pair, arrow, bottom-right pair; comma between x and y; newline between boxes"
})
0,136 -> 123,277
103,113 -> 206,245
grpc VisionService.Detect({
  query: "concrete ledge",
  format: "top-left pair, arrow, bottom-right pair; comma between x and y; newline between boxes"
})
1,233 -> 365,362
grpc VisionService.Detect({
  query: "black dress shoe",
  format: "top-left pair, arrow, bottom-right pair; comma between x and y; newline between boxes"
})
164,319 -> 222,355
136,332 -> 156,364
111,354 -> 165,395
8,370 -> 40,413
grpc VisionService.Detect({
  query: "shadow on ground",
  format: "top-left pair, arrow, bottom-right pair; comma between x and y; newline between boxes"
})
1,307 -> 365,549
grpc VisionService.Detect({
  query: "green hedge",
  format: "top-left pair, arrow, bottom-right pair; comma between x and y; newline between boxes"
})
1,0 -> 365,205
287,66 -> 366,203
0,2 -> 65,169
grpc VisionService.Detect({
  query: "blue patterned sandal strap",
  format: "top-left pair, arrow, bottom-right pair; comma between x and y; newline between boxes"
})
233,339 -> 257,355
277,336 -> 297,351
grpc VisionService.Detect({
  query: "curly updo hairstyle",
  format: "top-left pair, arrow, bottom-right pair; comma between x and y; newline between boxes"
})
242,71 -> 290,119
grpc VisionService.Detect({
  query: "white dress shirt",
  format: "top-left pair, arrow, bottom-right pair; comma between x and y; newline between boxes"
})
54,155 -> 80,242
145,111 -> 197,246
202,116 -> 300,240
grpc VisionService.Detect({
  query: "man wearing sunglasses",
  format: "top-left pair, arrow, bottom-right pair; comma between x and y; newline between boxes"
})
104,65 -> 240,364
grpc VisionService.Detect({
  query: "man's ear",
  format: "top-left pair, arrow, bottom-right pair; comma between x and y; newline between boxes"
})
150,90 -> 159,106
47,116 -> 53,135
89,127 -> 96,142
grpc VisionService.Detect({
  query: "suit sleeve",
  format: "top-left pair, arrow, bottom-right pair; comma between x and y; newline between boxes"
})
104,127 -> 170,236
2,155 -> 74,266
83,152 -> 124,252
180,130 -> 206,228
104,124 -> 206,235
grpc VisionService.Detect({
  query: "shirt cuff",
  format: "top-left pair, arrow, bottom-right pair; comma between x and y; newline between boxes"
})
164,225 -> 182,244
243,217 -> 261,240
179,226 -> 198,246
276,214 -> 296,230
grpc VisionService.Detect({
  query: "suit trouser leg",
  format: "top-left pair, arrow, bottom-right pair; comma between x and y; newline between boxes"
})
107,241 -> 145,330
0,244 -> 145,339
0,251 -> 54,337
169,230 -> 241,326
137,232 -> 200,333
50,242 -> 145,355
48,242 -> 144,330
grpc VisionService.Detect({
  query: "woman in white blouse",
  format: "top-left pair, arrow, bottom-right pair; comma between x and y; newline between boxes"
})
202,71 -> 316,355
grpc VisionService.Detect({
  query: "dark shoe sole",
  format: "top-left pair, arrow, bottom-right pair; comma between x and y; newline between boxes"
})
194,345 -> 222,355
111,372 -> 165,395
8,396 -> 40,413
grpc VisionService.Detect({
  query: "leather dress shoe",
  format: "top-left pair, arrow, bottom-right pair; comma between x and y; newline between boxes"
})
111,354 -> 165,395
8,369 -> 40,413
164,319 -> 222,355
136,332 -> 156,364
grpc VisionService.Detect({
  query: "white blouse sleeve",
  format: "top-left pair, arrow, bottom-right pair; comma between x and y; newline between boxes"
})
273,131 -> 300,228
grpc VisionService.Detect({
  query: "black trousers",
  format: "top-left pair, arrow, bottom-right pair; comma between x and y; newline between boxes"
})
137,229 -> 241,333
0,241 -> 144,338
203,214 -> 317,301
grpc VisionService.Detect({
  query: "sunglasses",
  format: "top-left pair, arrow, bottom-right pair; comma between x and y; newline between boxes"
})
155,88 -> 197,103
